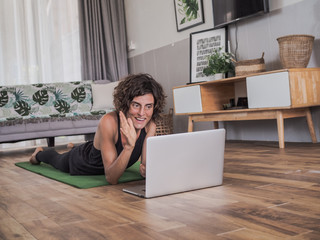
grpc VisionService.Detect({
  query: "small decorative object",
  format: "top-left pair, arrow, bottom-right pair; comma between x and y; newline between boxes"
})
222,97 -> 248,110
190,27 -> 227,83
202,47 -> 234,80
277,34 -> 315,68
237,97 -> 248,108
174,0 -> 204,32
223,98 -> 235,110
235,53 -> 266,76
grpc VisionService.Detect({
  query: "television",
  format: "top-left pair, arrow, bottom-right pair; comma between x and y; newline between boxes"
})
212,0 -> 269,28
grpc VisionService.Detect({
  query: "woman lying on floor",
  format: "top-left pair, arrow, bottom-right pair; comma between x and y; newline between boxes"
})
29,73 -> 166,184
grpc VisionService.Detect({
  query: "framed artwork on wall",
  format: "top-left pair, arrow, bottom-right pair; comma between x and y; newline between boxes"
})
189,27 -> 227,84
174,0 -> 204,32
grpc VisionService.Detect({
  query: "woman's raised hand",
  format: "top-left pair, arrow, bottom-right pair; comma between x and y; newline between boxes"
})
119,111 -> 136,149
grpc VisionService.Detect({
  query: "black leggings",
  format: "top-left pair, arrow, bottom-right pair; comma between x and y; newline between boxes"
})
36,150 -> 70,173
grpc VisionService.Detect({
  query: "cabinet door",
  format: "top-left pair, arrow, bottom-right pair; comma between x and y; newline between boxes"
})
173,85 -> 202,114
246,72 -> 291,108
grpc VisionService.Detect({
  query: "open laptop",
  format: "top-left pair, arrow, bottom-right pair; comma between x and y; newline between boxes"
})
123,129 -> 226,198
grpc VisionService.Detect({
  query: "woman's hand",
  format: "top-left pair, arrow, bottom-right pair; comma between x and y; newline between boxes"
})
139,163 -> 146,177
119,111 -> 136,149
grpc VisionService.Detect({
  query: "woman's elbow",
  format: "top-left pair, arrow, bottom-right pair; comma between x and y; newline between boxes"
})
106,175 -> 118,185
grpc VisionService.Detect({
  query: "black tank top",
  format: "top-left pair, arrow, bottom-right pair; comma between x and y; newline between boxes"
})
69,112 -> 146,175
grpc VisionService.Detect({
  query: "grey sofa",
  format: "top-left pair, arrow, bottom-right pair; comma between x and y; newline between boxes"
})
0,80 -> 116,146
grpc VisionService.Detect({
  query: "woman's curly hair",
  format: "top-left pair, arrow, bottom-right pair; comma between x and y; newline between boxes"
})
113,73 -> 166,121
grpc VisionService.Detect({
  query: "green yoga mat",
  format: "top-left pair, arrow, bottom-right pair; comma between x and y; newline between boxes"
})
15,161 -> 144,189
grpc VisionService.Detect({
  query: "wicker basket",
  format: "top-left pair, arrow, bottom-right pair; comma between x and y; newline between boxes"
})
235,53 -> 266,76
277,34 -> 314,68
156,108 -> 173,136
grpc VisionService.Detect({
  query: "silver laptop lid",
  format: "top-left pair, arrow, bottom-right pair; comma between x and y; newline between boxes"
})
145,129 -> 225,198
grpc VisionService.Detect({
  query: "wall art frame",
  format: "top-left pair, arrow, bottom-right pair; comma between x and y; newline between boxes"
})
189,27 -> 227,84
174,0 -> 204,32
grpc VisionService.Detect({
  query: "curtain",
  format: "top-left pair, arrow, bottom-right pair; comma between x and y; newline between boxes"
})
0,0 -> 81,86
78,0 -> 128,82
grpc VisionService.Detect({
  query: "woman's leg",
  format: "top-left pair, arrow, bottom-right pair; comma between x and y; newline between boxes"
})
30,148 -> 71,173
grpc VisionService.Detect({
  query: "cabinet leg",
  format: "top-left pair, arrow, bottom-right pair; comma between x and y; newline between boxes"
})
276,111 -> 285,149
305,108 -> 317,143
188,116 -> 194,132
214,121 -> 219,129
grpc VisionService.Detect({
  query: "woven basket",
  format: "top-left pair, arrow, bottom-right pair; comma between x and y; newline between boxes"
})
277,34 -> 314,68
235,53 -> 266,76
156,108 -> 173,136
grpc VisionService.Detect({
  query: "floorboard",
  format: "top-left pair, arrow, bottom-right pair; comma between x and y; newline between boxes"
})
0,141 -> 319,239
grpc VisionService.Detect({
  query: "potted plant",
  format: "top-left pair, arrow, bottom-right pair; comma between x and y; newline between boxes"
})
203,47 -> 234,80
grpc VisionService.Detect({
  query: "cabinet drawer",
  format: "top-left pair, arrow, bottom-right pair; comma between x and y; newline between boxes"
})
247,72 -> 291,108
173,85 -> 202,114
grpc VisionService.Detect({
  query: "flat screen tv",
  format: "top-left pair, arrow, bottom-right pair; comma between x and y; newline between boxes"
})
212,0 -> 269,28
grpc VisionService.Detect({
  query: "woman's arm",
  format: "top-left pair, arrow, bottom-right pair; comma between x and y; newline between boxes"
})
94,111 -> 136,185
140,120 -> 157,177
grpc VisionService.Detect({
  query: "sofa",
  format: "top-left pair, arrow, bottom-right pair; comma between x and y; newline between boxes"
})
0,80 -> 118,146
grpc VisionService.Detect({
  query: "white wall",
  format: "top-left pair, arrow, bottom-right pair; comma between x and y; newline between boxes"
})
124,0 -> 214,58
125,0 -> 307,58
271,0 -> 305,10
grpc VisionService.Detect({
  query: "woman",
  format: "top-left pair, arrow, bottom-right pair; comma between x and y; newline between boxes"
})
29,73 -> 166,184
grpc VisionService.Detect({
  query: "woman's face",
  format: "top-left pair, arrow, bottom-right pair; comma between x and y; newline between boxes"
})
127,93 -> 154,130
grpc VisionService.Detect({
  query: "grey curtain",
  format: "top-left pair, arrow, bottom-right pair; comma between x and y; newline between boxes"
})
78,0 -> 128,82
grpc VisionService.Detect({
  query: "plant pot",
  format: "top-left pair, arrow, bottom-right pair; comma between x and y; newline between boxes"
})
214,73 -> 225,80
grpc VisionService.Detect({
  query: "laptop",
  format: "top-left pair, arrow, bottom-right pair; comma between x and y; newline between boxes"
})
122,129 -> 226,198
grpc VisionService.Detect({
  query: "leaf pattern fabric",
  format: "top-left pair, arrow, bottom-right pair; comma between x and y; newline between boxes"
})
0,90 -> 9,107
0,81 -> 97,122
33,90 -> 49,105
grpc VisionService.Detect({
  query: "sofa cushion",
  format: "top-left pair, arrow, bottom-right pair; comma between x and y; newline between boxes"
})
91,81 -> 118,111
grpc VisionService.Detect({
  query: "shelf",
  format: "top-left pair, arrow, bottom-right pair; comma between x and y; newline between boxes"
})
172,68 -> 320,148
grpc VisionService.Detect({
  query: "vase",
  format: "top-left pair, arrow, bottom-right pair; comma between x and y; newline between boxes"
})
214,73 -> 225,80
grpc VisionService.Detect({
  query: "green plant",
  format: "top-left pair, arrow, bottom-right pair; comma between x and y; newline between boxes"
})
203,47 -> 234,76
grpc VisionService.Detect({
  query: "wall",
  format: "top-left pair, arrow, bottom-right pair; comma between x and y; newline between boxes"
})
124,0 -> 214,58
125,0 -> 307,58
125,0 -> 320,143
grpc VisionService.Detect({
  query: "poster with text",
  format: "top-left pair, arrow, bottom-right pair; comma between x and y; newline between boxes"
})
190,28 -> 226,83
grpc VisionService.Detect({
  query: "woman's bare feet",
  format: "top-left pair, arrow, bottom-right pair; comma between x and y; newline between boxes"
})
29,147 -> 44,165
67,143 -> 74,150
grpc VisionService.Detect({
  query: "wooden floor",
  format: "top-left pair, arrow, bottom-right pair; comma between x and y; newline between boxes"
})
0,141 -> 319,240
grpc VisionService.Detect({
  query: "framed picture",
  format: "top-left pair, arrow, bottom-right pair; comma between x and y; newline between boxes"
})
174,0 -> 204,32
190,27 -> 227,84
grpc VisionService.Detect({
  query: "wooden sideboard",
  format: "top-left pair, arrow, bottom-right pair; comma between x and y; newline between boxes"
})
172,68 -> 320,148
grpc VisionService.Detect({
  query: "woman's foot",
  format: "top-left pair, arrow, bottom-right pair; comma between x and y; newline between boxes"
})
67,143 -> 74,150
29,147 -> 44,165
